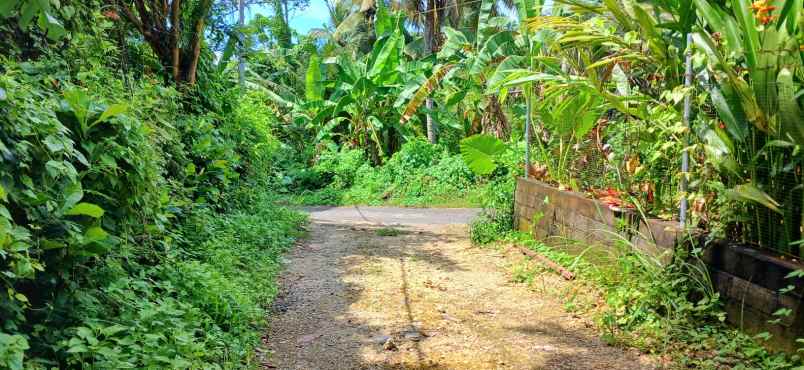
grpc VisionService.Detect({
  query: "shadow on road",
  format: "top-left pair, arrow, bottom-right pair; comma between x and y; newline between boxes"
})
262,214 -> 653,370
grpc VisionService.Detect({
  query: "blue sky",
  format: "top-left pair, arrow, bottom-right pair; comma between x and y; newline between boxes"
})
247,0 -> 550,35
251,0 -> 331,35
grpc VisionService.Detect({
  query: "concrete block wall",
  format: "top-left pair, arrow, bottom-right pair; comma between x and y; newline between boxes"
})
514,178 -> 680,262
702,243 -> 804,351
514,177 -> 804,351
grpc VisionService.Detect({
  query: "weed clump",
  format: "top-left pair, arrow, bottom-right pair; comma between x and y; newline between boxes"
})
376,227 -> 403,236
506,233 -> 803,368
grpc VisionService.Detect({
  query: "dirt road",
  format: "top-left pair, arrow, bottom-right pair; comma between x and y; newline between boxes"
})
263,206 -> 654,370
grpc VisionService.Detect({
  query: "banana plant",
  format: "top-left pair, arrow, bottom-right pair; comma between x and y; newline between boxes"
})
308,10 -> 419,164
399,0 -> 536,140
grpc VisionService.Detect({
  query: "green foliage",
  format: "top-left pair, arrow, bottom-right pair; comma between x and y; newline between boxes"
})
691,0 -> 804,255
375,227 -> 402,236
467,141 -> 524,244
459,134 -> 508,175
469,175 -> 516,244
0,0 -> 68,41
506,233 -> 802,368
54,192 -> 304,368
288,140 -> 481,207
0,333 -> 28,370
0,24 -> 293,367
4,0 -> 803,366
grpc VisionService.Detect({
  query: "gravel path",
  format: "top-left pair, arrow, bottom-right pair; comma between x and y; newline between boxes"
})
299,206 -> 481,225
262,207 -> 654,369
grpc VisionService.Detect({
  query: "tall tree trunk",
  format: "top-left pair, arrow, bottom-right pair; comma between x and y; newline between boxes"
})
424,0 -> 438,144
482,95 -> 510,140
426,98 -> 437,143
282,0 -> 289,26
185,17 -> 206,85
273,0 -> 292,48
183,0 -> 212,85
170,0 -> 182,82
119,0 -> 212,86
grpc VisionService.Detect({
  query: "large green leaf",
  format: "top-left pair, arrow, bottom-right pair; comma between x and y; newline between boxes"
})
477,0 -> 496,45
515,0 -> 538,22
305,54 -> 324,102
470,31 -> 516,75
18,0 -> 43,28
368,32 -> 403,83
776,68 -> 804,145
486,56 -> 526,94
83,226 -> 109,245
0,0 -> 19,18
93,103 -> 127,125
692,0 -> 724,30
459,134 -> 508,175
776,0 -> 801,33
632,5 -> 667,61
374,0 -> 395,37
438,27 -> 472,59
498,70 -> 561,88
400,64 -> 455,124
730,0 -> 759,68
39,11 -> 65,40
602,0 -> 635,31
332,11 -> 365,42
724,183 -> 782,214
65,202 -> 105,218
709,85 -> 748,142
62,89 -> 91,130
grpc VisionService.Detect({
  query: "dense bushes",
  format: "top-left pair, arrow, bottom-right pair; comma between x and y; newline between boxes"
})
285,140 -> 481,207
469,175 -> 516,245
467,141 -> 524,245
47,191 -> 304,368
280,138 -> 522,244
0,33 -> 301,367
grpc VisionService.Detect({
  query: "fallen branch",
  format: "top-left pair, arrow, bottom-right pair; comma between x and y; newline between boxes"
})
512,244 -> 575,280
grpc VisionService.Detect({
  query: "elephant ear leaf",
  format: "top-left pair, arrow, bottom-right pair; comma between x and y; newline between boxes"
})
724,183 -> 782,214
460,134 -> 507,175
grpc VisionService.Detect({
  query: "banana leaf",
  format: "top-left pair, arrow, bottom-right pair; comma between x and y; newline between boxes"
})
725,183 -> 783,214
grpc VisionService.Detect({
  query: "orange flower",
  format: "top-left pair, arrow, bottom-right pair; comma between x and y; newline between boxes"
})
759,4 -> 777,13
760,15 -> 776,24
750,0 -> 776,24
750,0 -> 776,14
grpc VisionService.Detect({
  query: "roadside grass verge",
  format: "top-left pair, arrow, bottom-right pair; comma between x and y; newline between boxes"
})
488,231 -> 802,369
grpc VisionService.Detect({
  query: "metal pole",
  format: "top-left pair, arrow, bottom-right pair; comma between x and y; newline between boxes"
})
525,85 -> 532,178
238,0 -> 246,89
527,0 -> 552,179
679,32 -> 693,227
